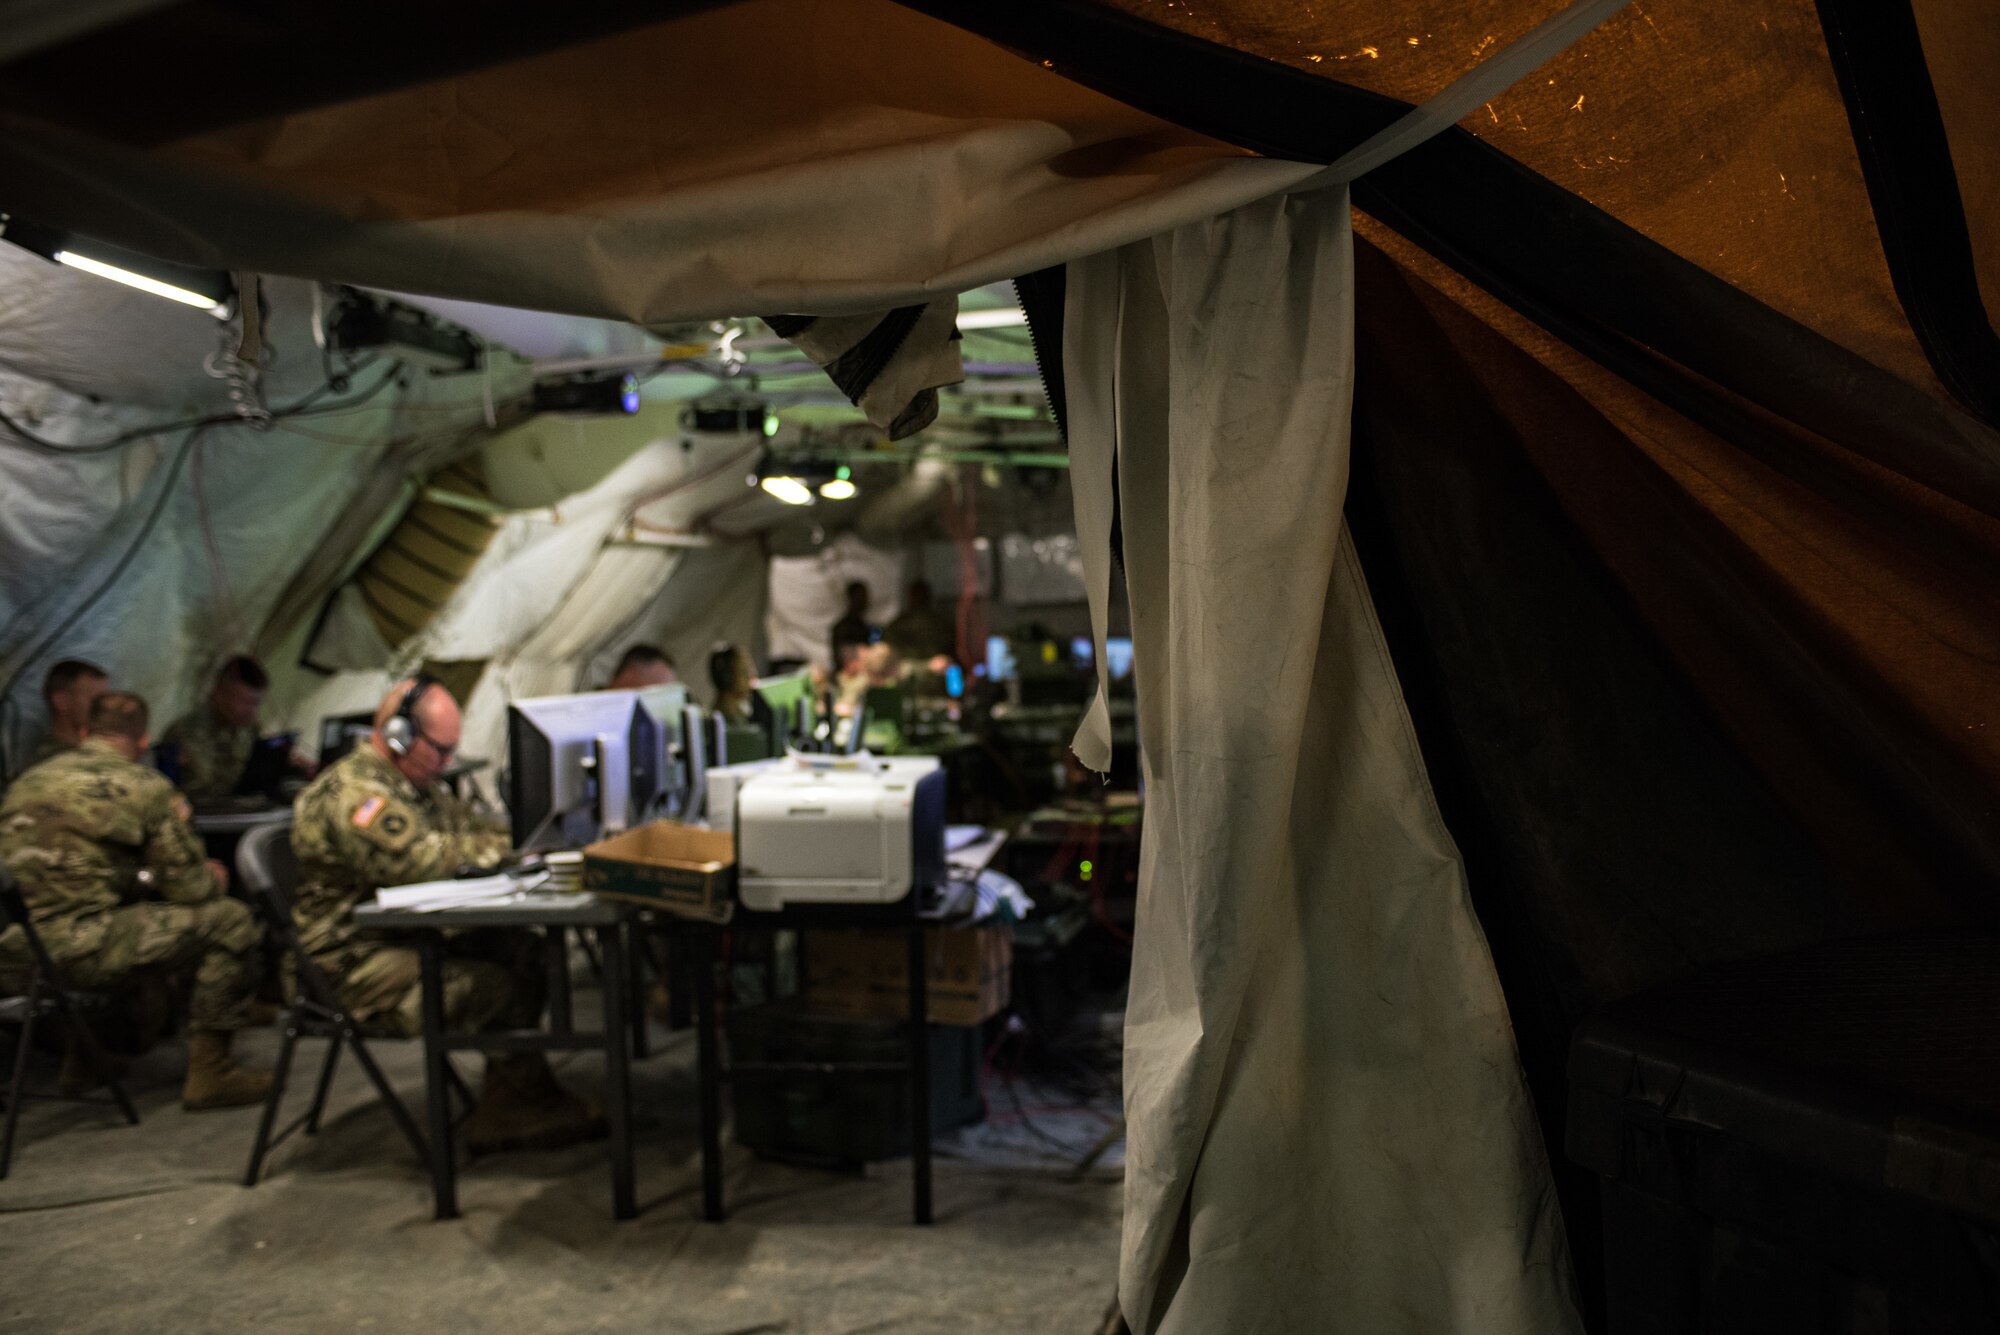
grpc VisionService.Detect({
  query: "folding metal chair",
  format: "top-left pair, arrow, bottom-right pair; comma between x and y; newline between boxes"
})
0,870 -> 139,1180
237,821 -> 470,1185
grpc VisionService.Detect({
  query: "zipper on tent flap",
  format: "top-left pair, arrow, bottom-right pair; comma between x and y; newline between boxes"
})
1012,268 -> 1068,443
1013,266 -> 1119,572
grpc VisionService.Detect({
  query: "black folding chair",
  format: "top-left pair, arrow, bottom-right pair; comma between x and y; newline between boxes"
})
0,870 -> 139,1180
237,822 -> 469,1185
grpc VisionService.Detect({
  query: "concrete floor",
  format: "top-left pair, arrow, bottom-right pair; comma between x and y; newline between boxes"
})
0,1005 -> 1123,1335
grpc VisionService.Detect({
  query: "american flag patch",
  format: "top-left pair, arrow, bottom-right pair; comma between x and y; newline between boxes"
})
352,796 -> 386,829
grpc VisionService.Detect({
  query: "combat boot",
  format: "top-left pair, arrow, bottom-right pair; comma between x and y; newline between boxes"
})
466,1054 -> 607,1154
182,1029 -> 273,1111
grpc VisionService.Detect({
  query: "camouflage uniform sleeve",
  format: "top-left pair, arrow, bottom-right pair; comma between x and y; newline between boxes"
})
327,778 -> 508,889
143,781 -> 215,904
160,715 -> 201,795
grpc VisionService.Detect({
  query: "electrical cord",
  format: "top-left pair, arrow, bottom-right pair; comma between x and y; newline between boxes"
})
0,429 -> 202,780
0,356 -> 402,457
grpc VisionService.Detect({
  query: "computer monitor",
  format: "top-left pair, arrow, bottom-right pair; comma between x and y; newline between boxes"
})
1105,637 -> 1135,680
236,733 -> 298,799
754,669 -> 815,751
506,690 -> 655,850
985,635 -> 1017,682
634,684 -> 688,817
318,711 -> 376,767
681,702 -> 711,821
1070,636 -> 1094,671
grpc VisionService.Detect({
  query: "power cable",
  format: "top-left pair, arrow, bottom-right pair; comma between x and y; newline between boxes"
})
0,429 -> 202,779
0,357 -> 402,458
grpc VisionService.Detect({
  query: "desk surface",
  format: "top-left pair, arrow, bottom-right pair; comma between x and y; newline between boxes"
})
354,892 -> 625,930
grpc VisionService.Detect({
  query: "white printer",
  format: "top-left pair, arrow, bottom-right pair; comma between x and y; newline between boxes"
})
714,753 -> 946,911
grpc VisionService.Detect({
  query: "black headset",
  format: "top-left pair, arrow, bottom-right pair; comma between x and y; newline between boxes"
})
381,676 -> 439,757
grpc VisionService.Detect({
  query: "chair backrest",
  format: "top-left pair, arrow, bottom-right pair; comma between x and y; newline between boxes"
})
235,821 -> 298,915
235,822 -> 339,1010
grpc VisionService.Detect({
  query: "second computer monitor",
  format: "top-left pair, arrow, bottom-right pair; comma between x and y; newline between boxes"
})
634,683 -> 689,816
506,690 -> 655,850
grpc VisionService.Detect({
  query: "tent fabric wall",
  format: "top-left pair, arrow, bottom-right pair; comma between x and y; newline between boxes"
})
1049,0 -> 1980,413
1066,187 -> 1577,1334
313,457 -> 503,665
324,436 -> 775,773
0,263 -> 523,781
0,0 -> 1319,326
1352,216 -> 2000,911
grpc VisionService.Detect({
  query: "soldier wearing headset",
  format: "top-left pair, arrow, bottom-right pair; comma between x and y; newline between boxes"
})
290,678 -> 603,1152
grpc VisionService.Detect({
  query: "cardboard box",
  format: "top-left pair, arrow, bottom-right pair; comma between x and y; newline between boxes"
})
583,821 -> 736,923
803,926 -> 1011,1026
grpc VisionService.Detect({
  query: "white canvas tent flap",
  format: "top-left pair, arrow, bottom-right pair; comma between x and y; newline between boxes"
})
1065,186 -> 1579,1333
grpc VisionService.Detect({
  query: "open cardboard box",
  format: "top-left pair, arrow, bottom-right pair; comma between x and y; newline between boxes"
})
582,821 -> 736,923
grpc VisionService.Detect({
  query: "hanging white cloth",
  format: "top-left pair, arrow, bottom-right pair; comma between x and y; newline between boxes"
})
1065,186 -> 1581,1333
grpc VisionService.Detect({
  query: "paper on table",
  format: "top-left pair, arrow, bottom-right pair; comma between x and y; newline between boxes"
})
945,825 -> 988,852
375,872 -> 550,911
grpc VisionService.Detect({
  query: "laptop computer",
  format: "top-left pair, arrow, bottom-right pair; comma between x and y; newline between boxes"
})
235,732 -> 298,799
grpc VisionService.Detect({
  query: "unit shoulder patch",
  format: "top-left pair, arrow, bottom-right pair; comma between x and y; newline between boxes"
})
352,796 -> 419,854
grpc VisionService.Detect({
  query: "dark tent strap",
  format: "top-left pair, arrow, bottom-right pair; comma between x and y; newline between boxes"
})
1814,0 -> 2000,427
0,1 -> 739,147
900,0 -> 2000,487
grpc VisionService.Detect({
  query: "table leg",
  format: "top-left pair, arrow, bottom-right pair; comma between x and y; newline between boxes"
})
907,922 -> 932,1226
695,926 -> 724,1222
628,920 -> 651,1059
667,928 -> 692,1031
597,922 -> 637,1221
417,931 -> 457,1220
546,926 -> 572,1035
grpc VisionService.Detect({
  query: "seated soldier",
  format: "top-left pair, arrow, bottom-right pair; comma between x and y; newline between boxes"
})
290,678 -> 602,1152
29,658 -> 109,767
160,655 -> 274,801
0,691 -> 271,1109
606,644 -> 677,690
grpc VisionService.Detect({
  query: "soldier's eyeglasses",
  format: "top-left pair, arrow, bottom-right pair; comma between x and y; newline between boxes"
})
415,728 -> 458,760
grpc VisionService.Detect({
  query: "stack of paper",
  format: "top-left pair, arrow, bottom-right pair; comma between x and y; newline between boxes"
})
375,872 -> 550,912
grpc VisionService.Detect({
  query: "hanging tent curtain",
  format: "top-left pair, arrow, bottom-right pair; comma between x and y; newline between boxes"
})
1066,186 -> 1579,1333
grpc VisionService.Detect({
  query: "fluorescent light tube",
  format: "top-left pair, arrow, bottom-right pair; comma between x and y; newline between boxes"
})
55,250 -> 229,315
956,308 -> 1028,330
759,475 -> 815,506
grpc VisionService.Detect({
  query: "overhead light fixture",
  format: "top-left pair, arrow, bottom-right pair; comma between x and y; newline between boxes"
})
753,451 -> 819,506
1,214 -> 234,318
324,288 -> 481,372
531,371 -> 641,415
956,307 -> 1028,330
818,465 -> 857,501
761,474 -> 815,506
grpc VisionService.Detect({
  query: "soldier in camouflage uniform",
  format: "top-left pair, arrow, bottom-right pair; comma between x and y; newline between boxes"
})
290,678 -> 602,1152
24,658 -> 109,770
160,655 -> 268,801
0,691 -> 271,1110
